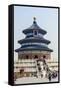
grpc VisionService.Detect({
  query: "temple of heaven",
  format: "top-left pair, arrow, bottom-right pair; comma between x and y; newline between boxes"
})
15,17 -> 53,60
14,18 -> 56,79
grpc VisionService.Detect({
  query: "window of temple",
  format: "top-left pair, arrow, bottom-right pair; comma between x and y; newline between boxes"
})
34,55 -> 38,59
33,30 -> 38,36
43,55 -> 46,59
34,30 -> 37,35
20,69 -> 24,74
26,55 -> 29,59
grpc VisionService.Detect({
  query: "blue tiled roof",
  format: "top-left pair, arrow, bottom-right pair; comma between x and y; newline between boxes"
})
23,21 -> 47,35
21,44 -> 48,49
15,18 -> 53,53
18,37 -> 50,44
15,45 -> 53,52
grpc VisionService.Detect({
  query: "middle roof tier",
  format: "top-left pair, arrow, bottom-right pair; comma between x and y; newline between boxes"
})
18,37 -> 50,44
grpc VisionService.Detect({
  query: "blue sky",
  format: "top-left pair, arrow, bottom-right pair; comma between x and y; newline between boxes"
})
14,6 -> 58,61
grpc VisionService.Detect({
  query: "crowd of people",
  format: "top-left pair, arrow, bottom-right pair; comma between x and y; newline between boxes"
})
36,56 -> 58,81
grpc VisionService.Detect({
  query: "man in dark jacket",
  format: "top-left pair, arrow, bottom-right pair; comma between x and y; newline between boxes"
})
48,73 -> 51,81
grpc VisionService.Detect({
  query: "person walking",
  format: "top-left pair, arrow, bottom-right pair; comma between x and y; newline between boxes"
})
48,73 -> 51,81
43,55 -> 46,64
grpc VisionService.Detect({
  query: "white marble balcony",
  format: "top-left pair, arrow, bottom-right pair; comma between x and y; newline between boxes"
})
14,67 -> 37,72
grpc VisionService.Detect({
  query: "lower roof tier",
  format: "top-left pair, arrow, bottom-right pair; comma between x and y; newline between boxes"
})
18,37 -> 50,44
15,45 -> 53,52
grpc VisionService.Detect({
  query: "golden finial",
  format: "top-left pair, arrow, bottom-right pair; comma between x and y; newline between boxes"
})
33,17 -> 36,21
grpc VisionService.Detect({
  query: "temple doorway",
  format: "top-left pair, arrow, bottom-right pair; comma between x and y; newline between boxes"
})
34,55 -> 38,59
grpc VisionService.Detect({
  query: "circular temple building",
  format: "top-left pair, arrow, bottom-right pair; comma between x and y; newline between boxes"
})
15,17 -> 53,60
15,17 -> 54,78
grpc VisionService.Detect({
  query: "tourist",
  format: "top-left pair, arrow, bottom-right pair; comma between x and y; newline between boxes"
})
48,73 -> 51,81
43,55 -> 46,64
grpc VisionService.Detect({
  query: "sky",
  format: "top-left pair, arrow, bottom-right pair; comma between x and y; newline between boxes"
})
14,6 -> 58,61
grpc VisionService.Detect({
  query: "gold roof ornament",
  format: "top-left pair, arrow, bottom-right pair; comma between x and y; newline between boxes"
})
33,17 -> 36,21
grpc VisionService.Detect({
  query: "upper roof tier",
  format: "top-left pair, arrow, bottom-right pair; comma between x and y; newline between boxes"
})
23,17 -> 47,35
